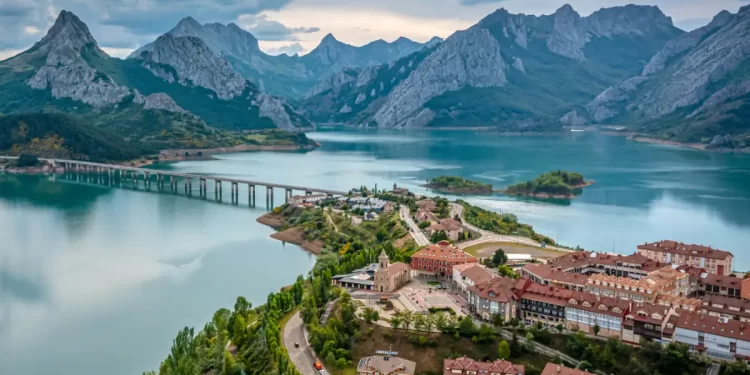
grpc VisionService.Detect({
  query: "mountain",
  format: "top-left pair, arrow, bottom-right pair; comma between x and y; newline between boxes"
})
0,112 -> 145,161
0,10 -> 313,154
302,4 -> 683,130
586,6 -> 750,148
130,18 -> 442,98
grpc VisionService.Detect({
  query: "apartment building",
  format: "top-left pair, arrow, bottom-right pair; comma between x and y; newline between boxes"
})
673,313 -> 750,361
637,240 -> 733,276
467,277 -> 520,322
411,241 -> 477,277
565,293 -> 629,338
443,357 -> 525,375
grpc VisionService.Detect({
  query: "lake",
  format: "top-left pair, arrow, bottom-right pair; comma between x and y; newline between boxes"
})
2,128 -> 750,374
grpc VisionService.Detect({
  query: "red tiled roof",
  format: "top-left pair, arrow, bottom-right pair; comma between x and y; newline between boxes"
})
566,292 -> 630,317
469,277 -> 518,303
412,242 -> 476,263
429,218 -> 463,232
520,283 -> 574,306
444,357 -> 525,375
638,240 -> 733,260
626,303 -> 674,325
675,312 -> 750,341
461,265 -> 494,284
700,273 -> 742,289
541,363 -> 593,375
386,262 -> 410,275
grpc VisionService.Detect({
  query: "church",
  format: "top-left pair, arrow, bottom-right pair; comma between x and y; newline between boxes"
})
374,250 -> 412,293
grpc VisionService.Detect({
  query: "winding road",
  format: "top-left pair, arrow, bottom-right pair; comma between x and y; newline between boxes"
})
283,311 -> 320,375
400,205 -> 430,247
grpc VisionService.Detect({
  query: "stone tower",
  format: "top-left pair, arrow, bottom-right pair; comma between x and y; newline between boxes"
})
378,250 -> 390,270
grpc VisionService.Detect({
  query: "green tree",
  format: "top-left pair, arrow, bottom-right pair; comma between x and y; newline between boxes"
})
477,324 -> 495,344
492,249 -> 508,266
498,340 -> 511,360
401,311 -> 414,331
525,332 -> 535,352
232,315 -> 246,343
498,265 -> 519,279
723,361 -> 750,375
390,316 -> 403,330
361,307 -> 379,323
555,324 -> 564,334
234,296 -> 251,317
459,316 -> 478,337
424,314 -> 436,332
492,314 -> 505,328
414,313 -> 426,332
430,230 -> 449,243
222,349 -> 237,375
593,324 -> 600,336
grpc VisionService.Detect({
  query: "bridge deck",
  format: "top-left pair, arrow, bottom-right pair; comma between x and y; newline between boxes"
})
2,157 -> 348,196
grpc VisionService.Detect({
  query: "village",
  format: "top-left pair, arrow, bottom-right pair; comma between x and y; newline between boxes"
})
283,184 -> 748,375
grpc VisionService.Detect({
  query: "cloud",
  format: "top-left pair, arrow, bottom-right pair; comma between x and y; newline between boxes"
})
237,14 -> 319,41
99,0 -> 296,35
263,42 -> 306,55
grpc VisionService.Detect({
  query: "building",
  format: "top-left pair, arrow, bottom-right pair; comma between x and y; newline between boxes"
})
637,240 -> 733,276
287,193 -> 328,205
520,264 -> 588,291
373,251 -> 411,293
415,208 -> 437,223
453,263 -> 494,295
621,303 -> 679,343
700,294 -> 750,323
428,218 -> 464,241
443,356 -> 525,375
584,266 -> 690,303
416,199 -> 436,212
565,292 -> 629,338
547,251 -> 666,280
673,312 -> 750,361
332,264 -> 378,290
392,183 -> 409,196
540,363 -> 593,375
411,241 -> 477,277
468,277 -> 519,322
357,354 -> 417,375
518,283 -> 572,327
697,273 -> 743,298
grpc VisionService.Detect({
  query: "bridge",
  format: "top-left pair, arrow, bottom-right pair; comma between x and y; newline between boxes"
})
1,156 -> 348,206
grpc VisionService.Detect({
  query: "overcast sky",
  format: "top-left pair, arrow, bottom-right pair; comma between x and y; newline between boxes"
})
0,0 -> 746,59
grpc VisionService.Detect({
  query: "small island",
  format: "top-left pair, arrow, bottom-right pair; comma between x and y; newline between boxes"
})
504,170 -> 594,199
423,175 -> 493,194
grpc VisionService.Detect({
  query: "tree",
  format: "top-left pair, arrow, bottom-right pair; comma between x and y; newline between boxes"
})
361,307 -> 379,323
232,314 -> 246,343
555,324 -> 564,334
16,154 -> 39,167
459,316 -> 478,337
492,314 -> 505,328
222,349 -> 238,375
498,340 -> 510,360
424,314 -> 436,332
723,361 -> 750,375
492,249 -> 508,266
418,221 -> 430,229
498,265 -> 519,279
414,313 -> 426,332
401,311 -> 414,331
593,324 -> 600,336
234,296 -> 251,317
390,316 -> 403,330
525,332 -> 535,352
430,230 -> 449,243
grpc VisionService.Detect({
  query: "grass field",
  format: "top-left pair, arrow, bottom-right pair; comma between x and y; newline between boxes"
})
463,241 -> 565,259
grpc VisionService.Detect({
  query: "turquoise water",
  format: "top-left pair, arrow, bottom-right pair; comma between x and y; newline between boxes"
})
2,128 -> 750,374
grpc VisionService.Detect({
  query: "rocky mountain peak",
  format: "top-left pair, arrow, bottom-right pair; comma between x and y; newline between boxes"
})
174,16 -> 202,31
320,33 -> 341,46
37,10 -> 102,56
553,4 -> 579,18
143,34 -> 247,100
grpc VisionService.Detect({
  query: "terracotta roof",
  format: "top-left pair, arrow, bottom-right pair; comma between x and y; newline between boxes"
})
461,265 -> 494,284
444,356 -> 524,375
626,303 -> 675,325
417,199 -> 436,211
358,355 -> 417,375
412,242 -> 476,263
675,312 -> 750,341
429,218 -> 463,232
454,263 -> 477,274
541,363 -> 593,375
386,262 -> 410,275
548,251 -> 666,273
566,292 -> 630,317
701,294 -> 750,318
700,273 -> 742,289
638,240 -> 733,260
520,283 -> 574,306
469,277 -> 518,303
522,264 -> 588,288
416,208 -> 437,222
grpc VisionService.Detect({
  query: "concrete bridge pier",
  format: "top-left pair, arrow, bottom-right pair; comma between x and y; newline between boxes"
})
215,180 -> 222,201
231,182 -> 238,204
286,188 -> 292,202
145,172 -> 151,189
185,178 -> 192,195
248,184 -> 255,207
200,178 -> 206,198
266,186 -> 274,208
305,190 -> 312,196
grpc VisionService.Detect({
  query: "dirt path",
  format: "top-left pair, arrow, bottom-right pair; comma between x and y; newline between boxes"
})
325,211 -> 339,233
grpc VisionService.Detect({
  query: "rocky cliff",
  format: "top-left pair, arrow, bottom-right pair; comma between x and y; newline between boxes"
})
303,4 -> 682,129
587,6 -> 750,145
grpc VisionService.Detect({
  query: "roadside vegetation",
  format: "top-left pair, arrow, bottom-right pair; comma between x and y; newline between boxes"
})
457,200 -> 557,245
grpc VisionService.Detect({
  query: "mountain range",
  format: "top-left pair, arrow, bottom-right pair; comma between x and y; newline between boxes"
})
0,11 -> 316,159
1,4 -> 749,154
130,17 -> 442,98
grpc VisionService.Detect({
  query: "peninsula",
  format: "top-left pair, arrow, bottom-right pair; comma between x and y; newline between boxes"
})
423,175 -> 492,195
504,170 -> 594,199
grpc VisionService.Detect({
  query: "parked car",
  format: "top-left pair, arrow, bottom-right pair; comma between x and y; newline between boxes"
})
314,361 -> 323,370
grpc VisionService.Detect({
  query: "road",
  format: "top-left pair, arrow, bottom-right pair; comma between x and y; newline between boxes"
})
283,311 -> 320,375
707,363 -> 720,375
400,205 -> 430,246
450,203 -> 570,253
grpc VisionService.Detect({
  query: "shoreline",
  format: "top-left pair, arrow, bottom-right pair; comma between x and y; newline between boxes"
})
502,180 -> 595,200
257,213 -> 323,255
422,184 -> 493,195
627,135 -> 750,153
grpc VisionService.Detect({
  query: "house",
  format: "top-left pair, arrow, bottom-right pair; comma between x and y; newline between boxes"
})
637,240 -> 733,276
518,283 -> 572,327
673,312 -> 750,361
428,218 -> 464,241
357,354 -> 417,375
373,250 -> 411,293
621,303 -> 679,343
364,211 -> 379,221
415,208 -> 437,223
548,251 -> 667,280
584,265 -> 690,303
411,241 -> 477,277
520,264 -> 588,291
443,356 -> 525,375
392,183 -> 409,196
416,199 -> 436,212
700,294 -> 750,322
332,264 -> 379,290
540,363 -> 593,375
697,273 -> 742,298
467,277 -> 519,322
453,263 -> 494,295
565,292 -> 629,338
287,193 -> 328,205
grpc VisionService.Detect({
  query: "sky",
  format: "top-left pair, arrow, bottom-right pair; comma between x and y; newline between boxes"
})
0,0 -> 746,60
